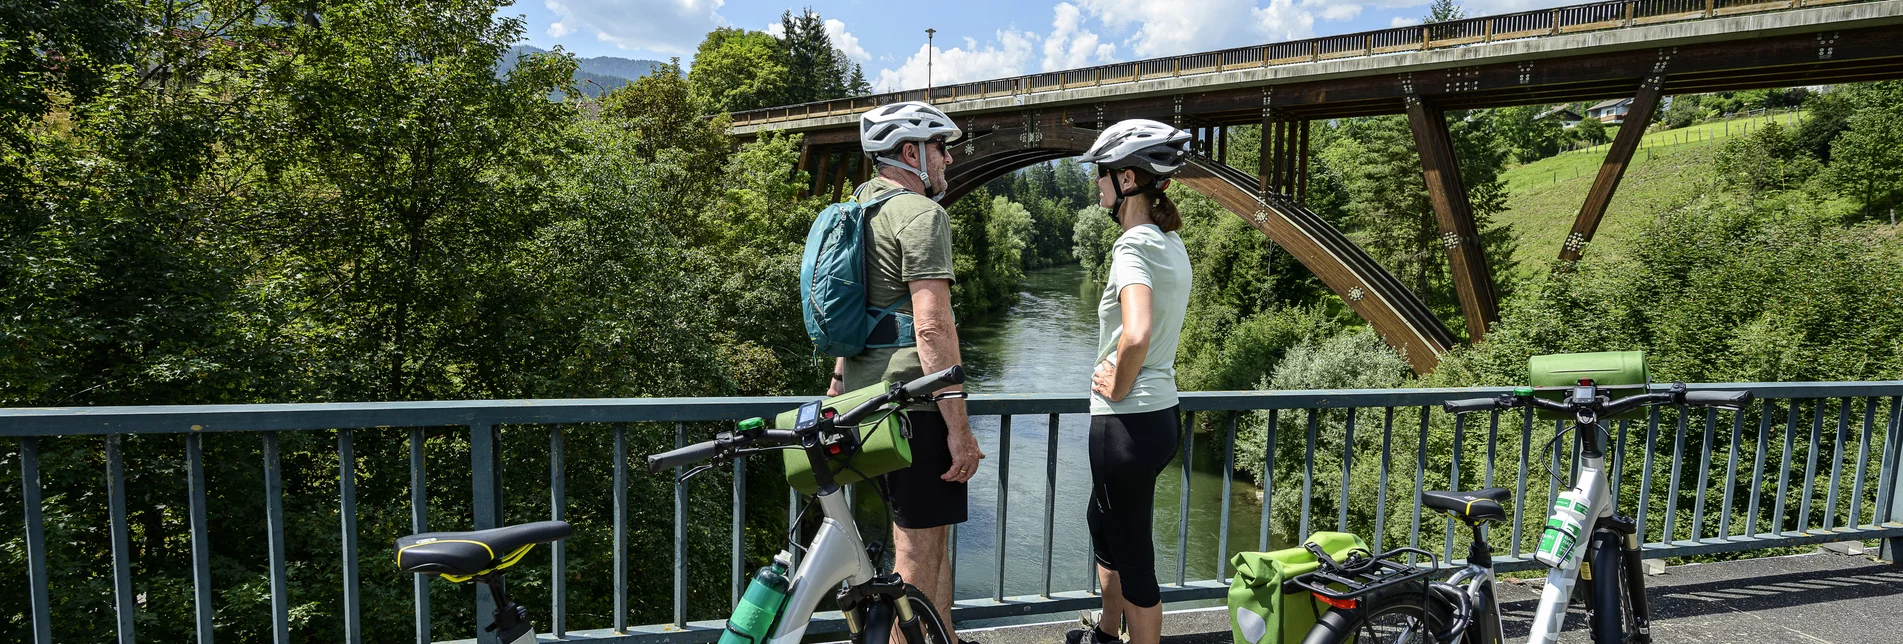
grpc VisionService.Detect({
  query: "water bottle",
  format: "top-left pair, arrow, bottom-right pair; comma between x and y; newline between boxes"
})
720,551 -> 793,644
1535,488 -> 1591,568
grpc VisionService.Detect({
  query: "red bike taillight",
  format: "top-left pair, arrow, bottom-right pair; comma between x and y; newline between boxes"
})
1312,593 -> 1358,610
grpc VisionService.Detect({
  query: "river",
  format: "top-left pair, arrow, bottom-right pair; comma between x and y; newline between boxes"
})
911,265 -> 1276,606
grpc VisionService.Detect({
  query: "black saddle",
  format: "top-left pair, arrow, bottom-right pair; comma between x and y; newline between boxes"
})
396,520 -> 571,579
1421,488 -> 1511,524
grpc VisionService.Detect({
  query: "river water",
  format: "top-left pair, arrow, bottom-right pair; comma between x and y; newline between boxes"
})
930,265 -> 1275,603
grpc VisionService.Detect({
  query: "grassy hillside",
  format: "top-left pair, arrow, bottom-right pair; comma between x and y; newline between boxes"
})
1497,110 -> 1807,277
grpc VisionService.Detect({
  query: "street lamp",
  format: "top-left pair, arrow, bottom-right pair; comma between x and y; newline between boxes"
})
925,28 -> 936,96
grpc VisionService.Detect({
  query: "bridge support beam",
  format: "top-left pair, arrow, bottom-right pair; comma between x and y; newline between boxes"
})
1560,74 -> 1667,262
1258,114 -> 1310,202
1406,97 -> 1499,342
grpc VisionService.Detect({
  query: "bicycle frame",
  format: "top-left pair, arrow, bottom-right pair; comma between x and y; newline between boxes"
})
769,487 -> 879,643
1524,422 -> 1613,643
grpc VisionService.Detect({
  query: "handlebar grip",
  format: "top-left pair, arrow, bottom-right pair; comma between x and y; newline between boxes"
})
646,440 -> 722,474
1685,390 -> 1753,409
901,365 -> 966,400
1444,397 -> 1502,414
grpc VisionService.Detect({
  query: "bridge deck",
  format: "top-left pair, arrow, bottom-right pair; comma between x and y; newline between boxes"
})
953,550 -> 1903,644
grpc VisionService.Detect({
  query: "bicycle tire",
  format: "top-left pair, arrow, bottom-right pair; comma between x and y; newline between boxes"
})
900,583 -> 952,644
861,584 -> 952,644
1588,542 -> 1638,644
1299,588 -> 1454,644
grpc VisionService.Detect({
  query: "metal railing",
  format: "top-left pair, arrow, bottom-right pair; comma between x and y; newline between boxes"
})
5,381 -> 1901,643
728,0 -> 1881,127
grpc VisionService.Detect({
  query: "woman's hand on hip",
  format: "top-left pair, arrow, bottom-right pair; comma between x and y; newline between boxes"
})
1092,358 -> 1123,402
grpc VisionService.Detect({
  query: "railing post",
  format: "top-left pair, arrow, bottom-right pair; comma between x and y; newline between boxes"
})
1883,397 -> 1903,562
20,437 -> 52,644
471,422 -> 501,643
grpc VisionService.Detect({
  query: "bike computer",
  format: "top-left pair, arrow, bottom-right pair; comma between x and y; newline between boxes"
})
795,400 -> 822,432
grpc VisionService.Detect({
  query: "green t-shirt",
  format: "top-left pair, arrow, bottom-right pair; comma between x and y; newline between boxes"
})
840,177 -> 957,391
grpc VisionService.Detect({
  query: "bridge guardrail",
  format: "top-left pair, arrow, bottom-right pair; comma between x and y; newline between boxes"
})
5,381 -> 1901,643
728,0 -> 1880,127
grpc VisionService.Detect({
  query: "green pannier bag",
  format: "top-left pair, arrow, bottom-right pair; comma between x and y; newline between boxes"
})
778,381 -> 913,495
1228,532 -> 1371,644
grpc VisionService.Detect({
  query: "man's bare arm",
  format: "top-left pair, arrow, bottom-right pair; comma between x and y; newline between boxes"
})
909,279 -> 984,482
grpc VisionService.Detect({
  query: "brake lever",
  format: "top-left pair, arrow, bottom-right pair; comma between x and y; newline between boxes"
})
677,462 -> 720,484
930,391 -> 969,403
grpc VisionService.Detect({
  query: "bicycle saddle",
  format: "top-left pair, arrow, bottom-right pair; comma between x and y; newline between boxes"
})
1421,488 -> 1510,523
396,520 -> 572,580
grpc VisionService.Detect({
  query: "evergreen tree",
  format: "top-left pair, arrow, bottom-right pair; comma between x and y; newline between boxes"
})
777,8 -> 846,104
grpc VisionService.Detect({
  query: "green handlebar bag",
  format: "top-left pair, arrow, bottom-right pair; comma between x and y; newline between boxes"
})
778,381 -> 913,495
1228,531 -> 1370,644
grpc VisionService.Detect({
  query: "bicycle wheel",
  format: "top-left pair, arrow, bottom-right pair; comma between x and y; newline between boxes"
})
1300,589 -> 1453,644
897,583 -> 952,644
1588,542 -> 1639,644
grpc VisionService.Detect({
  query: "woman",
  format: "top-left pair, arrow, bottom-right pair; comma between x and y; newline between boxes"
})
1070,119 -> 1195,644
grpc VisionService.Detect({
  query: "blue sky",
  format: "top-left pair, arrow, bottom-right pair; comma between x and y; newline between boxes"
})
504,0 -> 1573,92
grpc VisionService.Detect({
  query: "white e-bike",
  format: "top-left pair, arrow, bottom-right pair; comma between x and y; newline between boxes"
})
394,366 -> 968,644
1292,382 -> 1752,644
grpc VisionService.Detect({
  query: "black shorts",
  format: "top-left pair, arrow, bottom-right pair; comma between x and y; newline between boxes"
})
1087,406 -> 1181,608
884,411 -> 969,529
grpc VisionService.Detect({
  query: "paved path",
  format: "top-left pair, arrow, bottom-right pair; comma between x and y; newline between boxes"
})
948,551 -> 1903,644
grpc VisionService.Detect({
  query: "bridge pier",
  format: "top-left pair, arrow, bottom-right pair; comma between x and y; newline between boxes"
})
1560,70 -> 1668,262
1258,113 -> 1310,202
1406,97 -> 1500,341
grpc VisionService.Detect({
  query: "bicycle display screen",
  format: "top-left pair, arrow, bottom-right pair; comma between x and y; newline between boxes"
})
795,400 -> 822,431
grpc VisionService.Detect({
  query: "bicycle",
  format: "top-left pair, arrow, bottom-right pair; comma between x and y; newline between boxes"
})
1290,381 -> 1752,644
392,365 -> 967,644
644,365 -> 968,644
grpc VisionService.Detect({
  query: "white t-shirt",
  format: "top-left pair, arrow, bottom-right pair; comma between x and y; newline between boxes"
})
1091,224 -> 1193,416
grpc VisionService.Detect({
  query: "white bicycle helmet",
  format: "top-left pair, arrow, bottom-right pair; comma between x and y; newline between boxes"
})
1083,119 -> 1192,220
860,101 -> 962,197
1079,119 -> 1192,176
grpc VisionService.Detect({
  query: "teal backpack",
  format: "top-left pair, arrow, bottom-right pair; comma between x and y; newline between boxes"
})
799,188 -> 917,358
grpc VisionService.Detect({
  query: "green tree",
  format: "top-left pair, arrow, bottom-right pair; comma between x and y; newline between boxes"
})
1573,115 -> 1609,146
777,8 -> 846,104
1497,104 -> 1567,163
688,28 -> 789,113
1828,105 -> 1903,218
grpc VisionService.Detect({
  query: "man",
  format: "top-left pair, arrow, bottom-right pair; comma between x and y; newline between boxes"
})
831,101 -> 985,640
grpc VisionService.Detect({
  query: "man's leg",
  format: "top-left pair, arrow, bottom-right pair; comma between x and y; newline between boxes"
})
894,524 -> 955,641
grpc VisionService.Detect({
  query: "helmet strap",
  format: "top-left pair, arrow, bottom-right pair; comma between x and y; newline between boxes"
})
874,142 -> 940,199
1108,172 -> 1166,225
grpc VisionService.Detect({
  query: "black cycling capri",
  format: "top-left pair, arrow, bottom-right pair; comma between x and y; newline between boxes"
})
1086,406 -> 1181,608
885,411 -> 969,529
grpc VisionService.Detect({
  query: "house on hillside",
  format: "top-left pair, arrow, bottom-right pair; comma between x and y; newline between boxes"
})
1538,105 -> 1585,128
1588,98 -> 1634,123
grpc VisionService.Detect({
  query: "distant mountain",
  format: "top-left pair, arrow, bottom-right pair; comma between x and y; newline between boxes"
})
499,45 -> 666,97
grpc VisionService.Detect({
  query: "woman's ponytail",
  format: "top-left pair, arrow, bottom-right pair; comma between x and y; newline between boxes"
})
1150,193 -> 1182,233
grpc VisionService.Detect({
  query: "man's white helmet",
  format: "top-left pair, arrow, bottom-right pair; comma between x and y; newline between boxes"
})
859,101 -> 962,154
1080,119 -> 1192,176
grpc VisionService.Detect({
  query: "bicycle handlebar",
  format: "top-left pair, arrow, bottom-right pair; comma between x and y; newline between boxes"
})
644,366 -> 968,474
647,439 -> 725,472
1442,385 -> 1753,417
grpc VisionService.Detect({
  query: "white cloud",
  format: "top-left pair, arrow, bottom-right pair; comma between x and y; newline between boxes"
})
545,0 -> 726,56
1079,0 -> 1269,57
875,30 -> 1038,92
1042,3 -> 1117,71
1255,0 -> 1319,43
825,19 -> 870,62
1318,3 -> 1363,21
1389,16 -> 1421,26
765,22 -> 784,38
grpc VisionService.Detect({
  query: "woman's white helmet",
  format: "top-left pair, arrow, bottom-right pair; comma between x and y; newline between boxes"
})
1080,119 -> 1192,176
